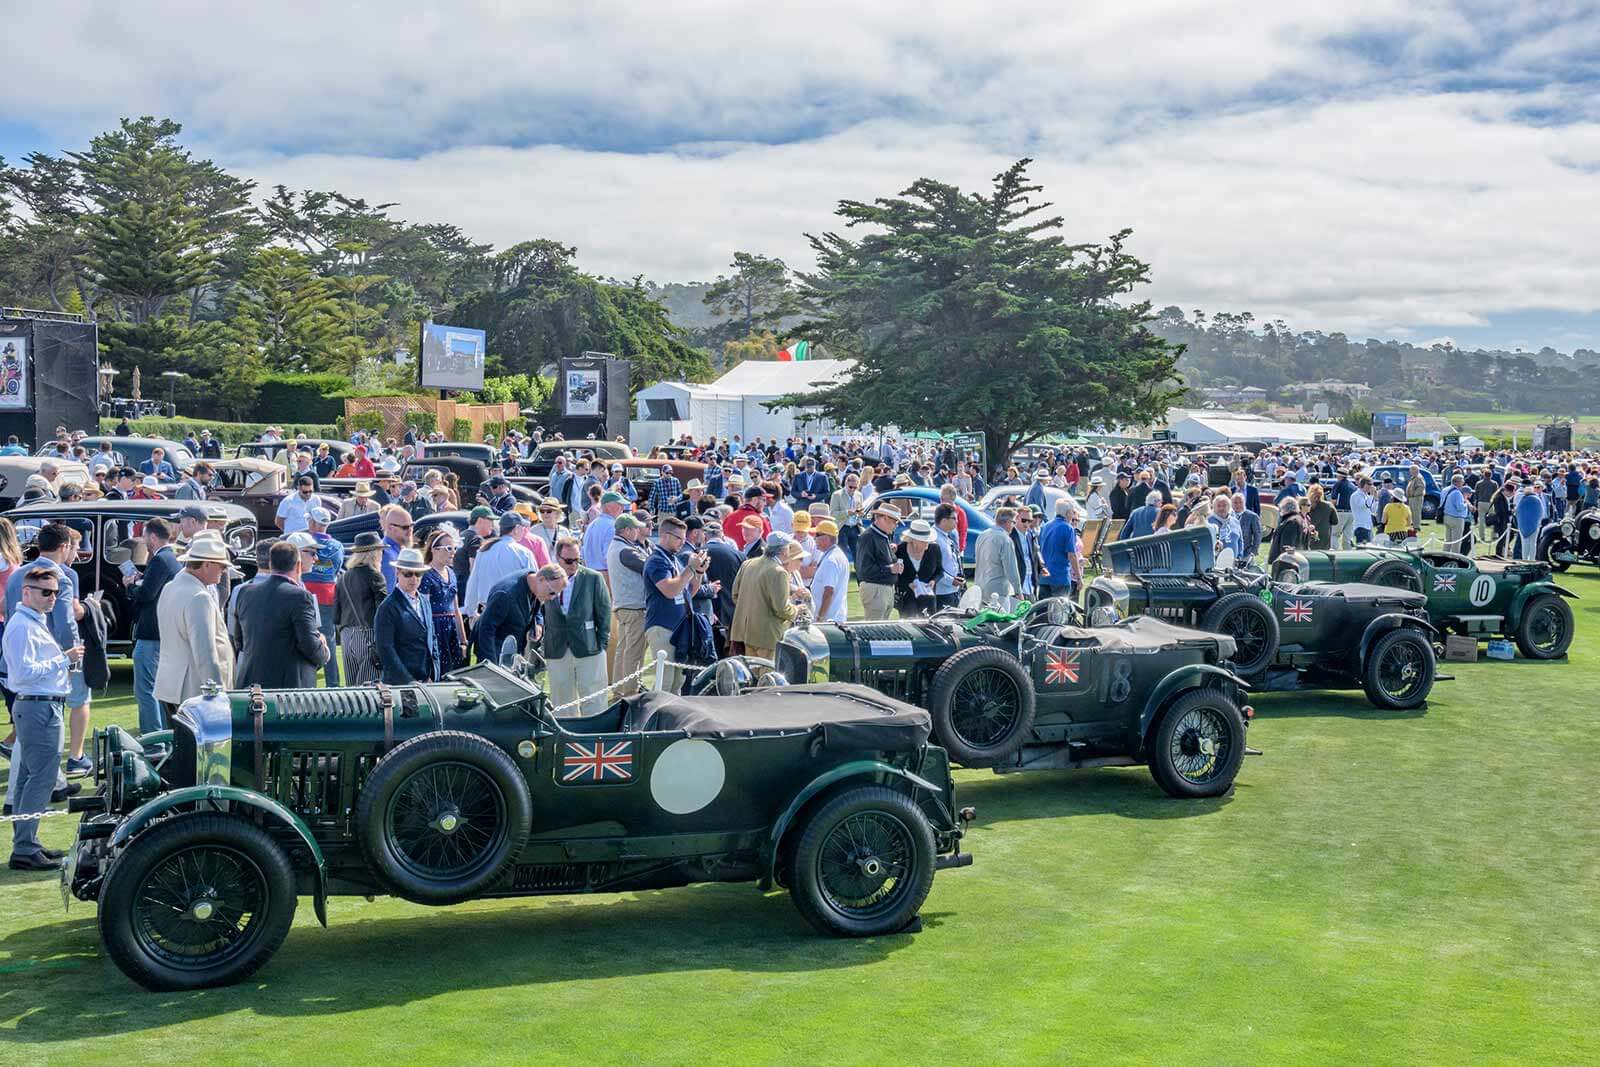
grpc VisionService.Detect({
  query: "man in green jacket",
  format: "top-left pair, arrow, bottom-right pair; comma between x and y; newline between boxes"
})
544,538 -> 612,715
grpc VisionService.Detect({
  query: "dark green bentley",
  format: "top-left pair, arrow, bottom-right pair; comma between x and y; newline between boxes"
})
64,663 -> 973,991
770,603 -> 1253,799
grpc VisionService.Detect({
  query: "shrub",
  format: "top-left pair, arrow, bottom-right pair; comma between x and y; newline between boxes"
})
484,420 -> 505,442
411,411 -> 438,436
254,373 -> 352,423
451,417 -> 473,442
98,417 -> 342,446
348,410 -> 387,437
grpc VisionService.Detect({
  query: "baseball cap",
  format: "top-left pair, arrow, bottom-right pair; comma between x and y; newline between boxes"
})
600,491 -> 625,505
614,513 -> 644,532
498,511 -> 527,532
469,505 -> 494,521
285,531 -> 317,551
176,504 -> 207,522
308,507 -> 333,525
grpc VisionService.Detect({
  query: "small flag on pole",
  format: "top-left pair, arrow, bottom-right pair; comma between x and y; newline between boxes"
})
776,340 -> 810,362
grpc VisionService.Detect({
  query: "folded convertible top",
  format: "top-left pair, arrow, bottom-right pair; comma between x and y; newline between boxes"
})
625,684 -> 931,752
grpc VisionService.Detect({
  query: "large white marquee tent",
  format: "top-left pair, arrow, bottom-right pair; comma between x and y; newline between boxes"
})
632,359 -> 857,449
1167,412 -> 1373,447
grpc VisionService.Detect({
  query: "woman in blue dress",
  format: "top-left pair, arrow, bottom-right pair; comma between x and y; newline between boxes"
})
420,529 -> 467,673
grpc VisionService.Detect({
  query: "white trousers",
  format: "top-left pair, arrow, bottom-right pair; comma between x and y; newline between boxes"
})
546,651 -> 610,716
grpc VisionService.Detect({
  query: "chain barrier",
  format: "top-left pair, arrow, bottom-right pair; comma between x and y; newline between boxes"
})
544,650 -> 704,715
0,807 -> 77,825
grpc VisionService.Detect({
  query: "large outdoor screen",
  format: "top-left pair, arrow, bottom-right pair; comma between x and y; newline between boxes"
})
1370,411 -> 1408,445
419,322 -> 486,391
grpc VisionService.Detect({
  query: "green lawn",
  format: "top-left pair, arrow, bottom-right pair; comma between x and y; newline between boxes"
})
1442,410 -> 1600,448
3,551 -> 1599,1063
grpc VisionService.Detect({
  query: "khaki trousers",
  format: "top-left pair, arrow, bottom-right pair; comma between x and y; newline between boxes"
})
546,652 -> 609,716
644,625 -> 682,693
860,582 -> 895,620
612,607 -> 648,695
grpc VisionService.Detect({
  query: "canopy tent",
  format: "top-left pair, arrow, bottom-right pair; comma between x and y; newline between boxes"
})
1167,413 -> 1372,447
633,359 -> 860,445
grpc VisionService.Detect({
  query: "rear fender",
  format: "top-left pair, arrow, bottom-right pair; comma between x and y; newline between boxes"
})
1507,582 -> 1579,630
1358,613 -> 1438,671
1138,665 -> 1247,755
109,785 -> 329,927
763,760 -> 944,889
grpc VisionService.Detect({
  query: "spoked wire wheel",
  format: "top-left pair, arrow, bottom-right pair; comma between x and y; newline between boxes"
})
789,786 -> 936,937
816,811 -> 916,921
949,668 -> 1023,750
1374,635 -> 1429,703
385,760 -> 510,882
132,844 -> 270,970
1166,705 -> 1233,786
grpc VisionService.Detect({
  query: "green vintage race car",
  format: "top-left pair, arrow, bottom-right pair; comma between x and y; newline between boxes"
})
64,663 -> 973,991
764,601 -> 1254,800
1275,544 -> 1576,660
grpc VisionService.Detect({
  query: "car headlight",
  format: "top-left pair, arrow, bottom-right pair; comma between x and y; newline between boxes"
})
778,625 -> 832,683
1085,576 -> 1128,621
175,686 -> 233,787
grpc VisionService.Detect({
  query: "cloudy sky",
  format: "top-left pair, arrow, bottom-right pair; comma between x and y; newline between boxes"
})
3,2 -> 1597,352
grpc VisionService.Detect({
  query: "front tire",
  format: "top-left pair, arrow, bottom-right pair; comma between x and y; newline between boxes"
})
1515,593 -> 1573,660
1361,628 -> 1436,710
1362,558 -> 1422,591
1537,529 -> 1574,572
926,646 -> 1036,767
1147,688 -> 1246,799
97,813 -> 297,991
1200,592 -> 1280,676
789,786 -> 935,937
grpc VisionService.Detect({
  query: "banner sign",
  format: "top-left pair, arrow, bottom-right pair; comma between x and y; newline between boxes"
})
0,335 -> 27,409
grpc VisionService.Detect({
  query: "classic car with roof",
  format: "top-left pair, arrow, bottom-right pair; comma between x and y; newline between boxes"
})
50,436 -> 196,475
416,441 -> 499,466
326,508 -> 470,547
0,455 -> 94,510
64,661 -> 973,991
204,456 -> 288,529
1274,541 -> 1575,660
518,439 -> 633,485
234,437 -> 355,464
862,486 -> 992,569
319,457 -> 536,514
769,599 -> 1253,798
1087,526 -> 1440,710
4,499 -> 257,655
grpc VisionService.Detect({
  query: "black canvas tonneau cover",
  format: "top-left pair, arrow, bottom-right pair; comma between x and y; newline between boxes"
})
624,684 -> 931,752
1054,615 -> 1236,659
1282,581 -> 1426,606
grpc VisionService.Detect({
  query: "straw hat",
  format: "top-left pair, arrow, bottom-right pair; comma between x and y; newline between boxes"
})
814,518 -> 839,537
904,519 -> 938,543
393,547 -> 428,572
179,535 -> 244,577
352,480 -> 375,498
791,511 -> 812,531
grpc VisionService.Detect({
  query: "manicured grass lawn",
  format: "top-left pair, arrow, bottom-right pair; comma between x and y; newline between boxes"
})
1443,410 -> 1600,448
3,546 -> 1599,1063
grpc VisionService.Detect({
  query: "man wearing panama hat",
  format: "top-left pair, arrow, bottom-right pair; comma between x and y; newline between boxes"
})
154,534 -> 241,716
374,547 -> 439,683
855,504 -> 904,620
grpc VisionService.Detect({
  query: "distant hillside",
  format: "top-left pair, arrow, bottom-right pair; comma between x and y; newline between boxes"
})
643,280 -> 720,332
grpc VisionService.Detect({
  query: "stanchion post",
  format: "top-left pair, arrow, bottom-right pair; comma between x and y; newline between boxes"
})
653,649 -> 668,691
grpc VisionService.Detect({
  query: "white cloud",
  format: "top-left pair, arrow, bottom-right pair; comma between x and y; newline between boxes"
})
3,2 -> 1597,345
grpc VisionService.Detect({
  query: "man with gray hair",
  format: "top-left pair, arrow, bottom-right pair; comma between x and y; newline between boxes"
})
1233,492 -> 1263,565
1442,473 -> 1472,554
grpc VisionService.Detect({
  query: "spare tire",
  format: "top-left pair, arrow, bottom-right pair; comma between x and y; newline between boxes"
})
927,646 -> 1036,768
1199,592 -> 1280,677
356,731 -> 531,905
1362,558 -> 1422,591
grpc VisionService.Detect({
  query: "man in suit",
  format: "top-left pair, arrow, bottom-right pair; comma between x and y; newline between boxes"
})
375,548 -> 439,683
973,507 -> 1022,608
231,540 -> 327,689
476,565 -> 565,665
154,534 -> 238,720
791,456 -> 830,512
174,462 -> 212,500
138,446 -> 177,481
542,541 -> 611,715
126,518 -> 182,733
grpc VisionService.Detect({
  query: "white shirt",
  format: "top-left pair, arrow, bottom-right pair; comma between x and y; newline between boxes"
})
1086,490 -> 1112,521
769,500 -> 794,534
809,546 -> 849,623
462,538 -> 536,618
275,492 -> 321,534
1351,489 -> 1377,531
3,603 -> 70,696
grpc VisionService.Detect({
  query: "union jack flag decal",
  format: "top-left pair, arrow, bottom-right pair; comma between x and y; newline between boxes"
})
1433,573 -> 1456,592
1044,650 -> 1081,685
1282,599 -> 1313,623
562,739 -> 634,783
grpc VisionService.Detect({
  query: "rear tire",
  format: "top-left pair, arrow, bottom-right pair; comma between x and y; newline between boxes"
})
1514,593 -> 1573,660
97,813 -> 297,991
1362,558 -> 1422,591
926,647 -> 1036,767
789,786 -> 935,937
1147,688 -> 1246,799
1537,529 -> 1573,572
1361,628 -> 1436,710
1199,592 -> 1279,676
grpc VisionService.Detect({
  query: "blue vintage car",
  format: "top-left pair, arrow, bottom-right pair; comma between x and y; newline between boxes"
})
866,487 -> 993,569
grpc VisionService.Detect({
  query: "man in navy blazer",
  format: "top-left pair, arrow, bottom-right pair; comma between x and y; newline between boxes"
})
128,517 -> 182,732
231,540 -> 328,689
790,456 -> 831,511
475,565 -> 565,665
374,548 -> 439,683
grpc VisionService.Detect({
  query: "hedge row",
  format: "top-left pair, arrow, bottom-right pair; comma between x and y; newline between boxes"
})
99,416 -> 343,446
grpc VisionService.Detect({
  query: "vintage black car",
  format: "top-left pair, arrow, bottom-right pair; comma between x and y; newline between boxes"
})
1538,506 -> 1600,572
770,602 -> 1252,799
4,499 -> 258,656
234,438 -> 356,464
326,508 -> 470,547
65,662 -> 972,991
48,436 -> 197,475
319,457 -> 537,512
1087,527 -> 1438,710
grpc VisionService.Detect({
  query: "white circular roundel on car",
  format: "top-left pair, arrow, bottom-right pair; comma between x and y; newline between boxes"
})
649,739 -> 725,815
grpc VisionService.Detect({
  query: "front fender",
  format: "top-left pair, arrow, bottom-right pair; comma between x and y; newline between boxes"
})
1358,613 -> 1437,671
109,785 -> 329,927
1507,582 -> 1579,630
763,760 -> 944,889
1138,664 -> 1248,755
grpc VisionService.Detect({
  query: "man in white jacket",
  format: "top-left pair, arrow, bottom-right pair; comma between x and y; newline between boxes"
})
154,536 -> 238,720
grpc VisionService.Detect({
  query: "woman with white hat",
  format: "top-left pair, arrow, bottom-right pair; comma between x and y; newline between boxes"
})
893,520 -> 943,618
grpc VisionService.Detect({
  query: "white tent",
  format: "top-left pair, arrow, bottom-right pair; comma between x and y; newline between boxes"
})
1168,413 -> 1373,447
632,359 -> 859,445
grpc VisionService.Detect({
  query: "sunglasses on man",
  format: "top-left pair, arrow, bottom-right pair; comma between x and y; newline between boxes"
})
26,585 -> 60,599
